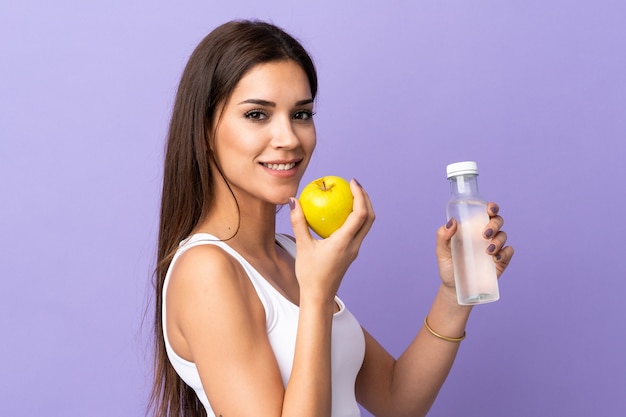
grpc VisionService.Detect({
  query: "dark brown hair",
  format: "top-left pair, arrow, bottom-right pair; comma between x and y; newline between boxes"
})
149,20 -> 317,417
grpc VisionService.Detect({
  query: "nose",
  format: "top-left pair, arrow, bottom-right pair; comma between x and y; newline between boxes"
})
270,116 -> 300,149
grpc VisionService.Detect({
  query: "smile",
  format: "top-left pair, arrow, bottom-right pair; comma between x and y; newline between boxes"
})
262,162 -> 297,171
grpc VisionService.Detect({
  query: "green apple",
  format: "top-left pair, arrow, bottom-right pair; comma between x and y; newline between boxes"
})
299,176 -> 354,238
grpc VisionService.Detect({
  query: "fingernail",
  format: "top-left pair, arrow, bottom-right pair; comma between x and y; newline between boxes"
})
446,219 -> 454,229
495,253 -> 502,261
487,244 -> 496,253
288,198 -> 295,210
490,206 -> 499,214
353,178 -> 362,188
484,228 -> 494,238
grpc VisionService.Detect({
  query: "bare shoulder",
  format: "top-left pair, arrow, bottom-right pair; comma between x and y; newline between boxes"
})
169,243 -> 245,292
167,243 -> 260,315
165,243 -> 266,361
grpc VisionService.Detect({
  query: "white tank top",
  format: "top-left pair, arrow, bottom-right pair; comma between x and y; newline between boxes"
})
162,233 -> 365,417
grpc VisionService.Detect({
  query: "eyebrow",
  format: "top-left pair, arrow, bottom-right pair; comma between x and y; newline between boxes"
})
238,98 -> 314,107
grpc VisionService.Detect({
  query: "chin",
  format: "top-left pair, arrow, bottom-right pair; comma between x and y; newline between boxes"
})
274,195 -> 293,206
274,184 -> 300,204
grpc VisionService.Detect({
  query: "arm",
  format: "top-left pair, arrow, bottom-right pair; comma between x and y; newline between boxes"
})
356,203 -> 514,417
286,178 -> 375,415
166,245 -> 288,416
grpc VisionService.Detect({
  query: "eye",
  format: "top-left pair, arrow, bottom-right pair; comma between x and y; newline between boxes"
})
245,110 -> 268,121
293,110 -> 315,121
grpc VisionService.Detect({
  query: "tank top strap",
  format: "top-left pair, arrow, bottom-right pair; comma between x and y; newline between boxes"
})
274,233 -> 296,258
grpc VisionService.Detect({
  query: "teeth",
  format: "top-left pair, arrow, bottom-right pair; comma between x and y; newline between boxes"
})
264,162 -> 296,171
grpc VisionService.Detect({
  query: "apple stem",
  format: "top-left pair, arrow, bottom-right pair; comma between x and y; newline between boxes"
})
322,180 -> 327,191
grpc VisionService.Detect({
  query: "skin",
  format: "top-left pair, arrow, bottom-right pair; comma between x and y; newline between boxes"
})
165,60 -> 514,417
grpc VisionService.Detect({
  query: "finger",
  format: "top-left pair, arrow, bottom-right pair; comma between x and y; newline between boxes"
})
334,179 -> 373,239
288,197 -> 313,243
494,245 -> 515,276
483,215 -> 504,239
487,202 -> 500,217
486,231 -> 508,255
436,218 -> 457,259
351,179 -> 376,239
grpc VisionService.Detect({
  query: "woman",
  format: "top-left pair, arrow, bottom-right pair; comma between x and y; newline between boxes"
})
149,20 -> 514,417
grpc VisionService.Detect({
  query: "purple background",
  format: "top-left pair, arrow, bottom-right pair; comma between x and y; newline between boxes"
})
2,1 -> 625,416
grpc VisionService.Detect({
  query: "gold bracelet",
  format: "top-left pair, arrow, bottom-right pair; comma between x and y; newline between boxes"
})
423,316 -> 466,343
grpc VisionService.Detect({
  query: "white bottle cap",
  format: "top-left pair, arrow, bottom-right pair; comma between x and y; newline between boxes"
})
446,161 -> 478,178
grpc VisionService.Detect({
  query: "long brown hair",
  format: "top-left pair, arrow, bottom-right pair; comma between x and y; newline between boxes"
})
149,20 -> 318,417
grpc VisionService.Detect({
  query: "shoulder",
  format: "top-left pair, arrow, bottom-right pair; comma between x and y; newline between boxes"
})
171,243 -> 242,285
168,243 -> 255,306
167,243 -> 265,331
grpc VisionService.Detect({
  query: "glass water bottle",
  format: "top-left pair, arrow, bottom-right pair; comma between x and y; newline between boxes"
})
446,161 -> 499,305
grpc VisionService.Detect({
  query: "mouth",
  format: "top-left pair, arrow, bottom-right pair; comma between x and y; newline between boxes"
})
261,162 -> 298,171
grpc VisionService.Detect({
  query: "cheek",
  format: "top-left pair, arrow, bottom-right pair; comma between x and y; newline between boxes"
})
303,125 -> 317,153
213,119 -> 246,156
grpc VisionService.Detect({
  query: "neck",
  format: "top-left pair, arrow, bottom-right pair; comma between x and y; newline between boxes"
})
193,178 -> 280,258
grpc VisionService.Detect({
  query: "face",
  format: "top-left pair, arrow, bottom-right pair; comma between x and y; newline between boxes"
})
211,60 -> 316,206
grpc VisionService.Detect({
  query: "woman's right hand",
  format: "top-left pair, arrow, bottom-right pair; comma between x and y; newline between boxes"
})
289,178 -> 375,303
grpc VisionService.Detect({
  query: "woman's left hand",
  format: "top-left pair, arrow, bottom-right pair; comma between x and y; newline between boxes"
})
435,202 -> 515,294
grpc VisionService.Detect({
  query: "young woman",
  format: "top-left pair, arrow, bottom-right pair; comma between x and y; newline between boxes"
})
149,20 -> 514,417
